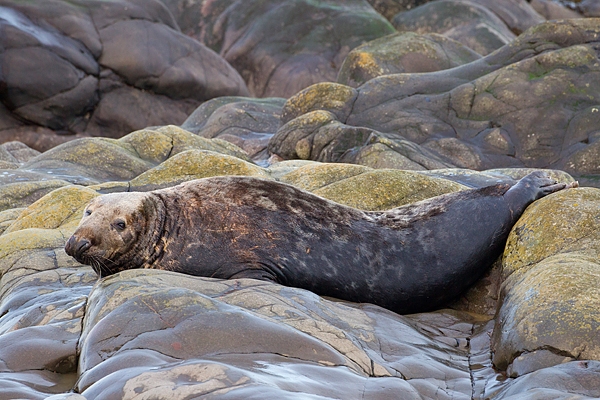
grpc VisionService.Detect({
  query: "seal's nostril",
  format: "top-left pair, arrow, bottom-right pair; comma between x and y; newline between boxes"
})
65,235 -> 76,256
65,236 -> 91,257
77,239 -> 91,255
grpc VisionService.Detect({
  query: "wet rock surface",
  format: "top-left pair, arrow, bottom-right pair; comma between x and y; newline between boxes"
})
0,127 -> 596,398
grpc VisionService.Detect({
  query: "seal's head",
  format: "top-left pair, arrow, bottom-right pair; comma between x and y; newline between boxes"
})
65,192 -> 158,277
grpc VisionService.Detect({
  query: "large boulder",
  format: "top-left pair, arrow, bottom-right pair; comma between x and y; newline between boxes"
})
492,187 -> 600,377
530,0 -> 582,19
0,0 -> 249,150
391,0 -> 516,55
337,32 -> 481,88
181,97 -> 286,163
165,0 -> 396,98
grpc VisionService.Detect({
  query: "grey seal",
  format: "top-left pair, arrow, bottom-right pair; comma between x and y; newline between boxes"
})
65,171 -> 573,314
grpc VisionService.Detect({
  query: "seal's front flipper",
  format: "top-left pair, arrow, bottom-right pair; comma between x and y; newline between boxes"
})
504,171 -> 575,217
227,265 -> 279,282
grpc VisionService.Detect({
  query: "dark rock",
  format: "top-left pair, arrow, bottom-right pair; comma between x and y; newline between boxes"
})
272,19 -> 600,184
182,97 -> 286,162
187,0 -> 396,98
0,0 -> 249,148
97,19 -> 246,101
530,0 -> 582,19
392,0 -> 516,55
366,0 -> 432,20
470,0 -> 544,35
337,32 -> 481,88
580,0 -> 600,17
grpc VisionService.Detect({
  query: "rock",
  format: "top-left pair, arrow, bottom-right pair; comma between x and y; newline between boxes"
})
489,361 -> 600,399
337,32 -> 481,88
280,83 -> 359,125
21,138 -> 156,184
190,0 -> 396,97
529,0 -> 582,20
492,187 -> 600,375
286,166 -> 466,210
0,142 -> 40,163
419,167 -> 575,188
2,0 -> 600,394
0,224 -> 96,398
126,125 -> 251,164
0,0 -> 249,148
270,106 -> 453,170
0,208 -> 23,235
15,126 -> 251,185
96,19 -> 246,102
580,0 -> 600,17
76,269 -> 476,398
341,136 -> 455,170
3,185 -> 98,234
470,0 -> 545,35
129,149 -> 271,191
181,97 -> 286,163
0,180 -> 72,212
391,0 -> 516,55
0,133 -> 596,396
279,162 -> 374,192
366,0 -> 431,20
272,19 -> 600,185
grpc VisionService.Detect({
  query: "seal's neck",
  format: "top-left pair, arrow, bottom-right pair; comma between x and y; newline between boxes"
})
129,193 -> 169,269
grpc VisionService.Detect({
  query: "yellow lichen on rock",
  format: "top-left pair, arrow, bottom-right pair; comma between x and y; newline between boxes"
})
311,169 -> 466,210
4,186 -> 99,234
121,125 -> 252,164
0,179 -> 72,212
119,128 -> 175,164
493,186 -> 600,374
502,187 -> 600,281
281,83 -> 357,123
0,228 -> 67,261
130,149 -> 271,191
493,252 -> 600,371
280,163 -> 373,192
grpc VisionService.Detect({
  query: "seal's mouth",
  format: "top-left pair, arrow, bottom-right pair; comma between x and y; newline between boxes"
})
65,235 -> 112,277
65,235 -> 91,259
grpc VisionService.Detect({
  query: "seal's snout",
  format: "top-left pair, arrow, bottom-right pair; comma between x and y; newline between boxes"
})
65,235 -> 91,258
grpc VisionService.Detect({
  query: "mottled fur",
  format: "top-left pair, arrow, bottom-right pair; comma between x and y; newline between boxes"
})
65,172 -> 569,314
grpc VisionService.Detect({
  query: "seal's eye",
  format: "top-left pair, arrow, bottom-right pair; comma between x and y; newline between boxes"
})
84,209 -> 92,216
113,220 -> 126,231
